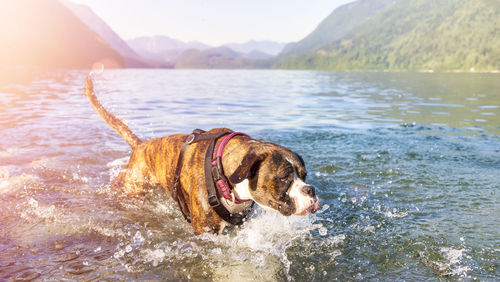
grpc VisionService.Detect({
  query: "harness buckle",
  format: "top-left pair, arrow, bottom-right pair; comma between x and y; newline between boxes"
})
208,195 -> 220,207
211,164 -> 222,180
214,157 -> 227,180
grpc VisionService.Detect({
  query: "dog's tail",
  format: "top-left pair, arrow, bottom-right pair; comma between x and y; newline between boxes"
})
85,75 -> 142,148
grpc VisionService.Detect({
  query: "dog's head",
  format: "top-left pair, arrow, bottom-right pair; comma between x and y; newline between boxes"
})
229,144 -> 319,216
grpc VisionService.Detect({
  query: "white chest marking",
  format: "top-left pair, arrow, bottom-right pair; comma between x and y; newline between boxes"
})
233,179 -> 253,201
220,179 -> 254,214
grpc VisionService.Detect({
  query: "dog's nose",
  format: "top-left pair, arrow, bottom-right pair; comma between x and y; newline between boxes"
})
301,185 -> 315,197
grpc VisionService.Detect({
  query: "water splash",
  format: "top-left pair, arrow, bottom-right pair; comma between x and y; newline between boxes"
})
105,193 -> 331,281
438,247 -> 471,277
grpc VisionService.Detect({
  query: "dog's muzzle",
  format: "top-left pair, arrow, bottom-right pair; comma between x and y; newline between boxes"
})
291,184 -> 319,215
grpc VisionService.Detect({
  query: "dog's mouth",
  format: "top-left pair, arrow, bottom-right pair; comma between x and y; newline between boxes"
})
297,198 -> 319,215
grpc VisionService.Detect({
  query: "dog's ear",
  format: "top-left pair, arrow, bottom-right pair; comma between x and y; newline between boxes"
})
294,152 -> 305,167
229,152 -> 265,184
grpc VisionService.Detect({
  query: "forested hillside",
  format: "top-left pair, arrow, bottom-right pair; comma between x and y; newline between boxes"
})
276,0 -> 500,71
280,0 -> 396,56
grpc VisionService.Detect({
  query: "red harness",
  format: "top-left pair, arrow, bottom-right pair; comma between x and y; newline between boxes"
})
211,132 -> 252,204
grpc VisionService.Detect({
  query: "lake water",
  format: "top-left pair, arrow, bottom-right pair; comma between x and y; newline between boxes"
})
0,69 -> 499,281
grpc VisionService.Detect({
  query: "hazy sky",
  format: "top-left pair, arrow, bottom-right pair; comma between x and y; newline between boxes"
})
70,0 -> 355,45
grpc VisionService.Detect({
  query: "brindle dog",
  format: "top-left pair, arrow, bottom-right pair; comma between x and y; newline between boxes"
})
85,75 -> 318,234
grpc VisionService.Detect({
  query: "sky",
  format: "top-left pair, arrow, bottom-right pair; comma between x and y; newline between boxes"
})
70,0 -> 355,46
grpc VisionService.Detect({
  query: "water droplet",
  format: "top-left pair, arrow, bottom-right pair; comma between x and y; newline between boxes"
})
364,225 -> 375,233
318,226 -> 328,236
113,249 -> 125,259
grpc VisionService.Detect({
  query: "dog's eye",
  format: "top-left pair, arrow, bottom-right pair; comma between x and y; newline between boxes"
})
280,175 -> 290,184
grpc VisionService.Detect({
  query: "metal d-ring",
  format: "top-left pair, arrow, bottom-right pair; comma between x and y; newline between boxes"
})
185,134 -> 196,144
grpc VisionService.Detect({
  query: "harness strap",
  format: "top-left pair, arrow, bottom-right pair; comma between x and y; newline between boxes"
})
171,130 -> 206,223
172,129 -> 231,223
172,128 -> 254,226
203,130 -> 233,208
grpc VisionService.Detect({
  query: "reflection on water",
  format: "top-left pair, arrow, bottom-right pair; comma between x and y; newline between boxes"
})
308,71 -> 500,133
0,69 -> 499,280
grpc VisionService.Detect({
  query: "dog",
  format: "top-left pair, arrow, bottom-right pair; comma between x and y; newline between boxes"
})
85,75 -> 318,234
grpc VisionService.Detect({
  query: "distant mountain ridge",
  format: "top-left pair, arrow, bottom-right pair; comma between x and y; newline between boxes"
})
4,0 -> 492,71
128,36 -> 210,53
0,0 -> 124,69
60,0 -> 155,68
223,40 -> 286,56
127,36 -> 211,64
175,47 -> 274,69
0,0 -> 283,70
276,0 -> 500,71
127,36 -> 287,65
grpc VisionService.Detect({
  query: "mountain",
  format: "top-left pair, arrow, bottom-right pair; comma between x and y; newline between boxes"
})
0,0 -> 124,69
175,47 -> 274,69
276,0 -> 500,71
223,40 -> 287,56
243,50 -> 274,60
280,0 -> 396,56
128,36 -> 286,65
60,0 -> 157,68
127,36 -> 211,64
